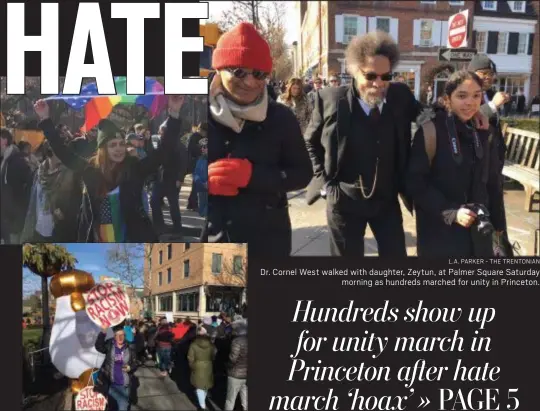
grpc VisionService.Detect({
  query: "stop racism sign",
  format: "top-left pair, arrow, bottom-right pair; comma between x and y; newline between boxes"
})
75,387 -> 107,411
447,10 -> 468,48
86,282 -> 130,328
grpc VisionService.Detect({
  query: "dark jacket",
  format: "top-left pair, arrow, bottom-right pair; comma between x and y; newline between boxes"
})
188,336 -> 216,390
406,111 -> 506,257
94,332 -> 138,396
0,146 -> 33,237
158,140 -> 188,185
204,87 -> 313,256
155,326 -> 175,348
39,116 -> 182,242
228,335 -> 247,379
187,131 -> 204,171
304,81 -> 423,211
479,88 -> 506,172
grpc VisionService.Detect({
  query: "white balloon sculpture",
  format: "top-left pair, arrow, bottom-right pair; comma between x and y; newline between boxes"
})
48,270 -> 114,392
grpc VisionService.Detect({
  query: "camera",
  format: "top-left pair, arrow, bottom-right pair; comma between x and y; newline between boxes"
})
465,204 -> 494,236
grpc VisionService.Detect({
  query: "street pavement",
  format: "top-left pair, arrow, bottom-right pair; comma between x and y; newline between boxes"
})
149,174 -> 206,243
288,183 -> 539,256
132,361 -> 197,411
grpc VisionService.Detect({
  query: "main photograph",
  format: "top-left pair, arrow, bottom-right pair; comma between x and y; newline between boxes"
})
203,1 -> 539,257
1,77 -> 208,244
22,242 -> 247,411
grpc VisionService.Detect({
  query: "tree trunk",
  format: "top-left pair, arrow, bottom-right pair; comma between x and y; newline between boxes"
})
40,275 -> 51,364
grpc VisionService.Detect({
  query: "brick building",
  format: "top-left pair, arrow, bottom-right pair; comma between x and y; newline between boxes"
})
472,1 -> 537,105
296,1 -> 476,100
143,243 -> 247,320
294,1 -> 537,103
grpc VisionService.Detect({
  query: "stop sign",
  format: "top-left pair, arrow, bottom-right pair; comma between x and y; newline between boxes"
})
448,12 -> 468,48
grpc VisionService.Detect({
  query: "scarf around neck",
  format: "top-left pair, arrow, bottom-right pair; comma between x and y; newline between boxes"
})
209,75 -> 268,133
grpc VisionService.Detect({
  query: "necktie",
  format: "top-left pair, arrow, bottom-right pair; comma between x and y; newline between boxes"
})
369,106 -> 380,122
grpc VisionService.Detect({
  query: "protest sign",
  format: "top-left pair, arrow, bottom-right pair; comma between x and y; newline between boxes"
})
86,282 -> 130,328
75,387 -> 107,411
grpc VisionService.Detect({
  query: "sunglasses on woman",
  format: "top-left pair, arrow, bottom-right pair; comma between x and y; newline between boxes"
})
224,67 -> 269,81
361,70 -> 393,82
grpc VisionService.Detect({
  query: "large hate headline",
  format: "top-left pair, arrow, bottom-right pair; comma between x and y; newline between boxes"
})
5,2 -> 210,95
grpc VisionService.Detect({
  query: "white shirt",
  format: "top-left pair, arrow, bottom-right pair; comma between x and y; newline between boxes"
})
358,97 -> 386,116
35,181 -> 54,237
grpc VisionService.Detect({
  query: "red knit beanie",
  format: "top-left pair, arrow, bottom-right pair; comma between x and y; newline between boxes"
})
212,22 -> 273,74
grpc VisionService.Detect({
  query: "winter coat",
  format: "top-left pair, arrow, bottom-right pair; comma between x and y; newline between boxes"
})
93,332 -> 138,396
406,110 -> 506,257
39,116 -> 182,242
204,78 -> 313,256
187,336 -> 216,390
155,326 -> 175,349
0,146 -> 33,237
228,335 -> 247,379
186,131 -> 204,171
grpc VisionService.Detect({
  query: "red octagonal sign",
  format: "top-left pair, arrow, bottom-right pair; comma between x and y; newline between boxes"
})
448,12 -> 467,48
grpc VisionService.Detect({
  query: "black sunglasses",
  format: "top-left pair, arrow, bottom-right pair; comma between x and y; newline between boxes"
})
361,70 -> 393,82
225,68 -> 268,81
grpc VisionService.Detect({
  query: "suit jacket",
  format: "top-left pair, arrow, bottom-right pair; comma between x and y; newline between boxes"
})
304,81 -> 423,213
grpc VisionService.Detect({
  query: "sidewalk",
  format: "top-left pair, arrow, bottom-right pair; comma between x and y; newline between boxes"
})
132,362 -> 197,411
288,184 -> 539,256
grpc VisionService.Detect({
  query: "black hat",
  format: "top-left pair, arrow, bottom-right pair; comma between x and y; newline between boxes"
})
97,119 -> 123,148
468,54 -> 497,73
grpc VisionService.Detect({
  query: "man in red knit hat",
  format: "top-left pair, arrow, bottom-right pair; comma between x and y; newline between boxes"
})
202,22 -> 313,256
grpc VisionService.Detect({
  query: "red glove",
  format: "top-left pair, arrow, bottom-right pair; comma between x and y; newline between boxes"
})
208,158 -> 253,188
208,180 -> 238,196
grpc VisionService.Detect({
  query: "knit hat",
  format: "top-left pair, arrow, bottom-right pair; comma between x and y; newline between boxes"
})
212,22 -> 273,73
97,119 -> 123,148
468,54 -> 497,73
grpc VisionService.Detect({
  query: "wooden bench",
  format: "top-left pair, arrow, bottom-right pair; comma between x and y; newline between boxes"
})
501,124 -> 540,211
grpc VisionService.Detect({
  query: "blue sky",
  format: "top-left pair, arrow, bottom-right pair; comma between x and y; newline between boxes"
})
22,244 -> 143,297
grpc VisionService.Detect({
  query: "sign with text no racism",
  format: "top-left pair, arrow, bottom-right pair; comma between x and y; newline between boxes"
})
86,282 -> 130,328
75,387 -> 107,411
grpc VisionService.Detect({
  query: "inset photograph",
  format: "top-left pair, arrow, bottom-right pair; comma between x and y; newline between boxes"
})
1,77 -> 208,244
22,242 -> 247,411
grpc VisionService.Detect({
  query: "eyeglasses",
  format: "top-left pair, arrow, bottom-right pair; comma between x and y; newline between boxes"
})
361,70 -> 393,82
224,68 -> 269,81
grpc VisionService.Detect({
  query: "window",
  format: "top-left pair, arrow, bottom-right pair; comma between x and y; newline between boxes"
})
158,272 -> 162,286
167,267 -> 171,284
419,20 -> 433,47
159,295 -> 173,311
167,244 -> 172,259
343,16 -> 358,44
376,17 -> 390,34
177,292 -> 199,312
448,1 -> 465,5
481,1 -> 497,11
206,289 -> 241,313
200,45 -> 212,70
393,72 -> 416,95
233,256 -> 244,274
511,1 -> 526,12
159,250 -> 163,265
517,33 -> 528,54
183,260 -> 190,278
212,254 -> 222,274
494,75 -> 526,96
475,32 -> 488,53
185,243 -> 190,251
148,256 -> 152,270
497,32 -> 508,54
420,1 -> 436,3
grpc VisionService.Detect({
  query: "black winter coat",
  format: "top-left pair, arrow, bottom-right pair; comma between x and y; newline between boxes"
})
0,147 -> 33,237
204,92 -> 313,256
406,111 -> 506,257
40,116 -> 182,242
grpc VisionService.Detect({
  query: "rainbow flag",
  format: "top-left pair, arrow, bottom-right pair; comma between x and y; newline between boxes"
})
46,77 -> 167,132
